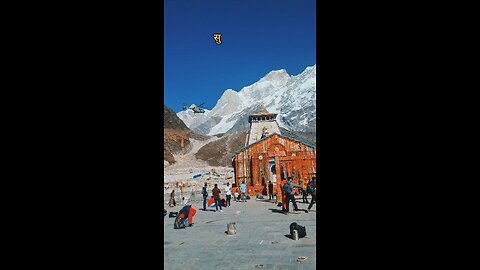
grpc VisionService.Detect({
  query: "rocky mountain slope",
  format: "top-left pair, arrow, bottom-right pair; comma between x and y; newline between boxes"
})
195,132 -> 247,167
178,64 -> 316,136
164,105 -> 208,165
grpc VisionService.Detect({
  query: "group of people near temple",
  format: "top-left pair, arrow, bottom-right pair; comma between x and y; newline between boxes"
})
164,176 -> 317,229
271,176 -> 317,214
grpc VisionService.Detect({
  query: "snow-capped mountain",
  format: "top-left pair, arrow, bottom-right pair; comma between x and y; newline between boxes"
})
175,105 -> 211,131
177,64 -> 316,136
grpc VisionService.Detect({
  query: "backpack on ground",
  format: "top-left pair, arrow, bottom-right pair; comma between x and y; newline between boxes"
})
290,222 -> 307,239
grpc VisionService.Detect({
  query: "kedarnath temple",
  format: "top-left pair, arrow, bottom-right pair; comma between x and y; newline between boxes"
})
232,104 -> 316,196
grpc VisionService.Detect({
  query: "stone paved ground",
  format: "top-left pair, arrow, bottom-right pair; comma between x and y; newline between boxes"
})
164,196 -> 316,270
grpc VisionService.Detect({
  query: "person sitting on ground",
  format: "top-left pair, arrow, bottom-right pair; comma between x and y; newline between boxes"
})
168,190 -> 176,207
174,205 -> 197,229
208,196 -> 215,208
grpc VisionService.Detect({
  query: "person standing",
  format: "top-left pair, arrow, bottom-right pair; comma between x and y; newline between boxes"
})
307,177 -> 317,212
279,177 -> 287,212
225,182 -> 232,207
168,190 -> 176,207
300,179 -> 309,203
240,181 -> 247,202
201,182 -> 208,211
190,186 -> 195,201
268,181 -> 274,201
283,177 -> 299,213
212,184 -> 223,212
180,182 -> 184,197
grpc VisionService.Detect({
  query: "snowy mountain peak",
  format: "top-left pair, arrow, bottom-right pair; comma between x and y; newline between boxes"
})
293,65 -> 316,77
177,64 -> 316,136
261,69 -> 290,82
220,89 -> 238,97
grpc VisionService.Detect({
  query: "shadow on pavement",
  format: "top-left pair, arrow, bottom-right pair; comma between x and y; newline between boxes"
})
256,199 -> 278,204
268,208 -> 286,214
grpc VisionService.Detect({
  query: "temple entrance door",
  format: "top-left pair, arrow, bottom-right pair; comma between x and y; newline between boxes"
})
269,158 -> 276,184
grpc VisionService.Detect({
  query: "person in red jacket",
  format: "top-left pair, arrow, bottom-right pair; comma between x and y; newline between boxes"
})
212,184 -> 222,212
208,196 -> 215,208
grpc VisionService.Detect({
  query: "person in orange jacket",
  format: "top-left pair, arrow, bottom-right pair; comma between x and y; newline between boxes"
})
278,178 -> 287,213
276,182 -> 282,205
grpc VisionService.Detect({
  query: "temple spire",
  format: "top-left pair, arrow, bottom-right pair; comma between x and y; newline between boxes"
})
258,103 -> 268,114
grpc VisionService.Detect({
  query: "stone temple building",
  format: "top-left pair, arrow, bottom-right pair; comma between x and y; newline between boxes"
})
232,105 -> 316,196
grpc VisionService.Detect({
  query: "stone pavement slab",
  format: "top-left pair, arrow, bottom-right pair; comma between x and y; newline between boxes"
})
164,196 -> 316,270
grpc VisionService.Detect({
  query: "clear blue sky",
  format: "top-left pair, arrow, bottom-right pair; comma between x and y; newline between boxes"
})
164,0 -> 316,112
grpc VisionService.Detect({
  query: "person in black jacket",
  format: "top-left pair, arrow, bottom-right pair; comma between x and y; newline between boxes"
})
283,177 -> 300,213
268,181 -> 274,201
202,182 -> 208,211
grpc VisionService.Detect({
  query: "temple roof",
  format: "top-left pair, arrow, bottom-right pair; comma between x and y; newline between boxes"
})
233,132 -> 316,155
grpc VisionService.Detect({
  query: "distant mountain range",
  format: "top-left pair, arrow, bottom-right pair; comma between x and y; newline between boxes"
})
178,64 -> 316,137
165,64 -> 316,167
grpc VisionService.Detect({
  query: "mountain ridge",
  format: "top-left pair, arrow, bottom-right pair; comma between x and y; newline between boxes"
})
178,64 -> 316,136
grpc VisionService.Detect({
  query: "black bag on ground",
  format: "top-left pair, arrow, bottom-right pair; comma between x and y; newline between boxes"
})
169,212 -> 178,218
290,222 -> 307,238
